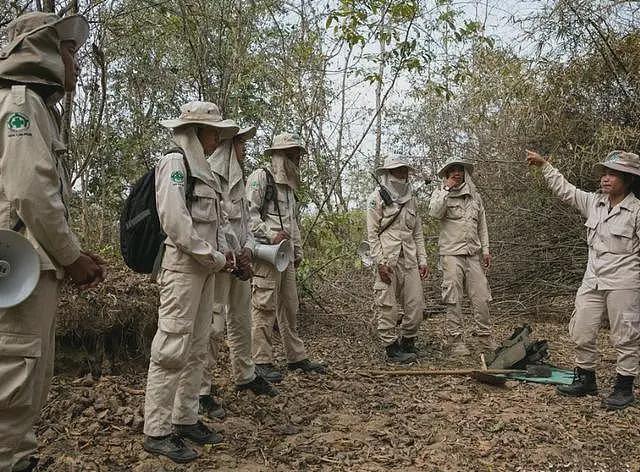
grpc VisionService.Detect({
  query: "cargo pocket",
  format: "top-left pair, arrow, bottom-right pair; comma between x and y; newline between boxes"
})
373,279 -> 393,308
252,276 -> 276,311
0,333 -> 41,409
150,317 -> 192,369
608,222 -> 634,255
583,216 -> 598,247
616,311 -> 640,345
441,280 -> 458,304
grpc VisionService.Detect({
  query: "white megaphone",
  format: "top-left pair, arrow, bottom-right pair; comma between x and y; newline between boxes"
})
358,240 -> 375,268
253,239 -> 293,272
0,229 -> 40,309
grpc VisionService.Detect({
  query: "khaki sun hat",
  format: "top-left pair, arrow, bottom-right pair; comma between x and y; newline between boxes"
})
0,11 -> 89,59
375,155 -> 417,175
593,150 -> 640,178
234,125 -> 257,141
264,132 -> 307,156
160,101 -> 239,139
437,157 -> 474,178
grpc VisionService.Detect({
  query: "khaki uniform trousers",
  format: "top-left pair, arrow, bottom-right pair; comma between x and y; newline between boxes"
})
251,260 -> 306,364
200,272 -> 255,394
570,286 -> 640,377
374,256 -> 424,346
441,254 -> 491,337
144,269 -> 214,437
0,272 -> 58,472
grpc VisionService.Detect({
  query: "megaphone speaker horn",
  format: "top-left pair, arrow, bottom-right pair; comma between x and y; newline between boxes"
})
0,229 -> 40,309
253,239 -> 293,272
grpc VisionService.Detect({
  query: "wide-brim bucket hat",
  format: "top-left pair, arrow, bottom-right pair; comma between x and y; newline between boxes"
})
593,150 -> 640,178
264,132 -> 307,156
375,156 -> 417,175
160,101 -> 239,139
235,125 -> 257,141
0,12 -> 89,59
437,157 -> 474,178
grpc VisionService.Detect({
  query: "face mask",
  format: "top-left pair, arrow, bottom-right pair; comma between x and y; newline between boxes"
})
387,174 -> 409,196
283,157 -> 301,189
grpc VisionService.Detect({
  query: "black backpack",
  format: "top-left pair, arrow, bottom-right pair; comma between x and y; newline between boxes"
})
119,148 -> 193,273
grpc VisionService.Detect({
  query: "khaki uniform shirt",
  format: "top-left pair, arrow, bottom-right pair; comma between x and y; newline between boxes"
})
217,182 -> 255,253
0,85 -> 81,277
156,150 -> 227,273
428,185 -> 490,256
245,167 -> 302,260
542,163 -> 640,290
366,191 -> 428,268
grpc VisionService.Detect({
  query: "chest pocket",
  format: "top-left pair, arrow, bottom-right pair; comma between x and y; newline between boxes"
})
224,198 -> 243,221
607,219 -> 635,254
190,183 -> 219,223
584,216 -> 598,246
405,207 -> 417,230
267,189 -> 290,218
446,202 -> 464,220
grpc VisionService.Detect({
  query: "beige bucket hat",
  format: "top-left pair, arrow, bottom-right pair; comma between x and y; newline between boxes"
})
375,156 -> 417,175
264,132 -> 307,155
594,150 -> 640,178
437,157 -> 474,178
235,125 -> 257,141
160,101 -> 239,139
0,11 -> 89,59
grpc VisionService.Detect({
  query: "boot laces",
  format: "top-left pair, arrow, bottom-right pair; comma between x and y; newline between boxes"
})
169,434 -> 187,449
194,420 -> 212,435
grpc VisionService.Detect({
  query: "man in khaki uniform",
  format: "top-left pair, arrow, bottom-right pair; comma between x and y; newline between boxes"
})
143,102 -> 238,463
199,125 -> 277,419
527,149 -> 640,410
367,156 -> 429,363
429,157 -> 494,356
246,133 -> 325,379
0,12 -> 105,472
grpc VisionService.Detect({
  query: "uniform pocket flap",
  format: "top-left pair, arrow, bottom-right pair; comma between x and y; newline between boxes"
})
584,216 -> 598,230
0,333 -> 42,358
193,186 -> 217,198
610,223 -> 633,238
157,317 -> 191,334
253,276 -> 276,289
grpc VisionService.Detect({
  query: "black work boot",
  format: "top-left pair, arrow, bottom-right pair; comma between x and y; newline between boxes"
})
399,337 -> 418,354
174,420 -> 223,445
143,434 -> 198,463
255,363 -> 284,383
237,375 -> 279,397
12,457 -> 39,472
288,358 -> 327,374
557,367 -> 597,397
198,394 -> 226,419
602,374 -> 635,410
386,340 -> 417,364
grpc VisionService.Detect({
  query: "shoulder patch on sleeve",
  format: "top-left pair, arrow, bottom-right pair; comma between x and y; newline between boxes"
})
6,111 -> 31,137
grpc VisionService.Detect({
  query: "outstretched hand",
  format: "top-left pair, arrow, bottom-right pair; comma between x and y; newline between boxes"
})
526,149 -> 547,167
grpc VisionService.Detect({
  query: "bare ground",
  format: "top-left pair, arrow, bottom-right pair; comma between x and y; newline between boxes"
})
34,270 -> 640,472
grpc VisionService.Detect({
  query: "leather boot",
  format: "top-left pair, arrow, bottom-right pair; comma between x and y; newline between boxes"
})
399,337 -> 418,354
198,394 -> 225,419
255,363 -> 284,383
557,367 -> 597,396
174,420 -> 222,445
601,374 -> 635,410
386,340 -> 416,364
143,434 -> 198,463
237,375 -> 279,397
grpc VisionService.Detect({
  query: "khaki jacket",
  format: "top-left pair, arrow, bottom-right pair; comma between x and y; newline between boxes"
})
246,167 -> 303,260
216,184 -> 255,253
366,191 -> 428,268
429,185 -> 490,256
542,163 -> 640,290
0,85 -> 81,277
156,150 -> 227,273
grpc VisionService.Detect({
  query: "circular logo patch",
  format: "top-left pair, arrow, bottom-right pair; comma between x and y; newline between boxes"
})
171,170 -> 185,184
7,112 -> 30,131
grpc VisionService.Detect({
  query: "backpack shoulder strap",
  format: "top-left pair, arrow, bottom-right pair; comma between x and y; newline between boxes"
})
164,147 -> 195,202
260,167 -> 278,221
